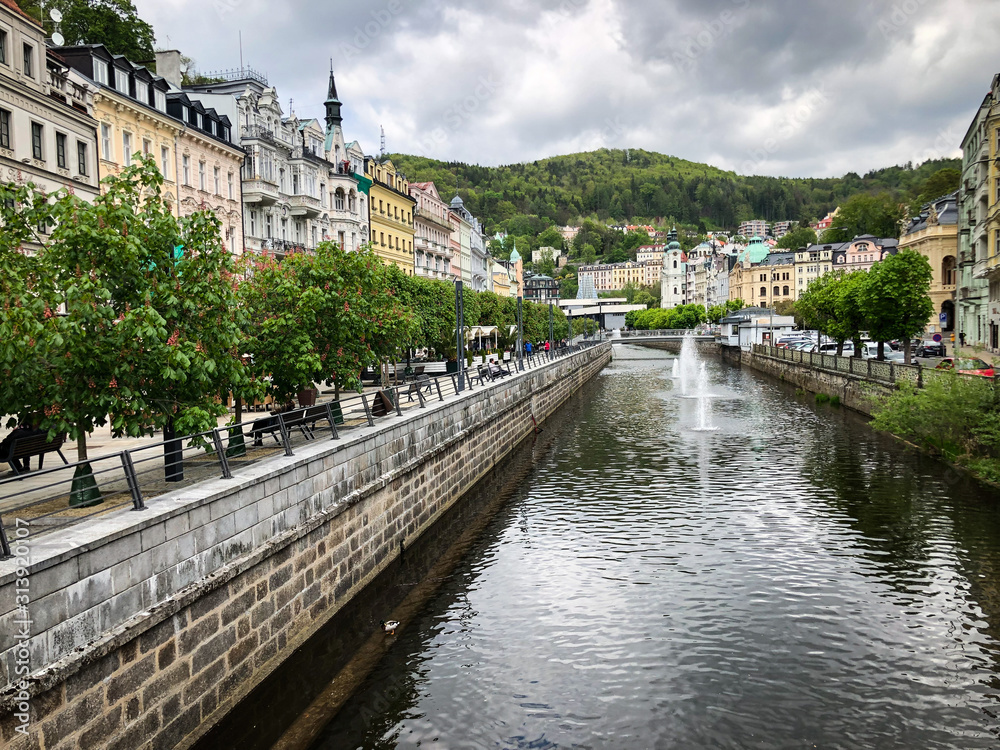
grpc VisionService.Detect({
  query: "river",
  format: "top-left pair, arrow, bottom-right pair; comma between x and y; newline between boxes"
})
203,344 -> 1000,749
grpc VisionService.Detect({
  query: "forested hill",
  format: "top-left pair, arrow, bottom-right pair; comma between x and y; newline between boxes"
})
390,149 -> 960,235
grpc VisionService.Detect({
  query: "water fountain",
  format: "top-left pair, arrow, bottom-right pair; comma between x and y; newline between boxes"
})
673,332 -> 718,431
692,362 -> 718,432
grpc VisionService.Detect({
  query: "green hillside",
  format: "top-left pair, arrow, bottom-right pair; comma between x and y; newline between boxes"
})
391,149 -> 960,237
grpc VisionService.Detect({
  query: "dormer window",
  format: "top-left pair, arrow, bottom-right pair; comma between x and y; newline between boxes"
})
135,80 -> 149,105
115,67 -> 129,94
183,106 -> 190,123
154,89 -> 166,112
93,58 -> 109,85
196,112 -> 203,129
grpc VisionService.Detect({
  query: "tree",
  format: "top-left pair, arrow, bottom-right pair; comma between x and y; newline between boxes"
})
820,192 -> 906,242
706,304 -> 727,324
913,168 -> 960,208
1,159 -> 251,491
797,274 -> 842,346
580,243 -> 598,265
858,250 -> 933,362
22,0 -> 156,62
775,226 -> 818,250
536,246 -> 556,277
833,271 -> 870,357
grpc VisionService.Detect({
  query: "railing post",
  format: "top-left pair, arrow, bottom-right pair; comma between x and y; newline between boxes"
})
120,451 -> 146,510
0,517 -> 12,560
867,358 -> 872,379
275,413 -> 294,456
324,402 -> 340,439
416,387 -> 426,408
465,371 -> 475,390
211,428 -> 232,479
889,362 -> 895,384
435,378 -> 445,402
360,394 -> 376,427
393,387 -> 403,416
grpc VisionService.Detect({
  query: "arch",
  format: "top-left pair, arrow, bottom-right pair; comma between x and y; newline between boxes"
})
760,286 -> 767,297
940,299 -> 955,332
773,286 -> 780,296
782,285 -> 789,296
941,255 -> 956,286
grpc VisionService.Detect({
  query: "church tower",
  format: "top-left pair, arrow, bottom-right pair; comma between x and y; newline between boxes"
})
325,63 -> 343,131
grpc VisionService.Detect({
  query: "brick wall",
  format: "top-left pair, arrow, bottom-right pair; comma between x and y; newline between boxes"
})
0,344 -> 610,750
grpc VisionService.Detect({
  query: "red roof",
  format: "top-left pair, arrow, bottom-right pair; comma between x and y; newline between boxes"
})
2,0 -> 42,28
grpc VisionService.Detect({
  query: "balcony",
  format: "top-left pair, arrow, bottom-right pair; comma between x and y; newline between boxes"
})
243,178 -> 279,205
289,194 -> 322,217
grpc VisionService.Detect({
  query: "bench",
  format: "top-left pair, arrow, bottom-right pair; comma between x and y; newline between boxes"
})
488,362 -> 511,379
405,374 -> 434,402
2,432 -> 69,475
248,404 -> 333,446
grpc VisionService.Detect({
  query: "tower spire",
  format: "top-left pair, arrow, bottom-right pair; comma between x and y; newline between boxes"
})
325,60 -> 342,131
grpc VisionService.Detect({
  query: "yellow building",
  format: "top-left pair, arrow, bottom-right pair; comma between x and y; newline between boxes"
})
899,192 -> 958,337
986,81 -> 1000,349
365,156 -> 415,274
59,45 -> 180,215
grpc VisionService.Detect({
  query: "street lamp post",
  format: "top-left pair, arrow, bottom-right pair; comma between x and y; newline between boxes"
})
455,281 -> 464,392
517,296 -> 524,371
549,302 -> 554,360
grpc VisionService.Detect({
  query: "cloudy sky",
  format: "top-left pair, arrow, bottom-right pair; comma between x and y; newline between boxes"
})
134,0 -> 998,178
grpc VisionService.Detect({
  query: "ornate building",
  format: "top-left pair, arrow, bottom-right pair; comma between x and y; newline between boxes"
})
1,2 -> 100,225
660,241 -> 687,308
900,191 -> 958,338
410,181 -> 454,280
365,156 -> 415,274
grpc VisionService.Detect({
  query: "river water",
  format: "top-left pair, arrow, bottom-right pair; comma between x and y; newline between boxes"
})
207,345 -> 1000,749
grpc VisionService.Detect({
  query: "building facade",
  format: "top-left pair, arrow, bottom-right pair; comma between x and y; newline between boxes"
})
794,243 -> 834,295
448,196 -> 474,286
366,156 -> 415,274
1,4 -> 101,220
167,92 -> 244,254
523,271 -> 559,305
959,81 -> 995,347
660,241 -> 687,308
738,219 -> 768,238
899,191 -> 958,337
58,44 -> 178,210
410,181 -> 454,280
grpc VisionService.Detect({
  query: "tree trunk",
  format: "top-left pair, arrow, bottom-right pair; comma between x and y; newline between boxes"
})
877,341 -> 885,361
76,431 -> 88,462
903,336 -> 911,365
853,337 -> 863,358
70,429 -> 101,507
836,340 -> 844,356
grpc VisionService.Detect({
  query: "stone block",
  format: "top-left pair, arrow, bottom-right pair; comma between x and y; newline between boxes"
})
141,660 -> 190,708
190,625 -> 236,675
105,653 -> 155,704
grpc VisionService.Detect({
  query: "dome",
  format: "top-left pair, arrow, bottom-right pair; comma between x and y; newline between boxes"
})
667,241 -> 681,250
509,248 -> 521,262
737,237 -> 769,265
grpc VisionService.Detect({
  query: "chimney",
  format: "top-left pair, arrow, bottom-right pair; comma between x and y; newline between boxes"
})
155,50 -> 182,88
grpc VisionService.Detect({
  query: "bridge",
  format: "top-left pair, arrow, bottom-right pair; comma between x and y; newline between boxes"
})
614,329 -> 718,344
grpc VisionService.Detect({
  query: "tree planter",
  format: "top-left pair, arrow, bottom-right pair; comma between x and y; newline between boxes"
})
297,388 -> 318,407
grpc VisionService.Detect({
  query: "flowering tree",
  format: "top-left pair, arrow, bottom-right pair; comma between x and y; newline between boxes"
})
0,160 -> 251,484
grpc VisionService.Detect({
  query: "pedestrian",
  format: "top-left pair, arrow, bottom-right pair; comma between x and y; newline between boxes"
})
0,418 -> 41,474
526,341 -> 533,358
959,331 -> 966,347
544,340 -> 550,353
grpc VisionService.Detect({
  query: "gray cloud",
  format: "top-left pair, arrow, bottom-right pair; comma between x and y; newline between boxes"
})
136,0 -> 992,177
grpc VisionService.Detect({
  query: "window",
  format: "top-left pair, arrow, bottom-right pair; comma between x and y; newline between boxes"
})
115,67 -> 129,94
182,154 -> 190,185
0,108 -> 9,149
77,142 -> 88,175
335,190 -> 345,210
0,29 -> 6,65
30,122 -> 42,159
135,80 -> 149,105
249,209 -> 256,237
142,138 -> 151,156
122,132 -> 132,167
265,213 -> 272,238
209,119 -> 216,136
199,161 -> 206,191
22,43 -> 32,78
228,172 -> 234,200
196,112 -> 203,130
783,286 -> 789,296
160,146 -> 170,179
93,58 -> 109,85
760,286 -> 767,297
56,133 -> 67,168
213,166 -> 220,194
154,89 -> 166,113
101,123 -> 112,161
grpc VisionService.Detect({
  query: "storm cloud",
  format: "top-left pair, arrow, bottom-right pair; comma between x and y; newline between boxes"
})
135,0 -> 995,176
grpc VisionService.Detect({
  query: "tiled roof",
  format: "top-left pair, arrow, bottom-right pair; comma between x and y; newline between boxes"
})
2,0 -> 42,27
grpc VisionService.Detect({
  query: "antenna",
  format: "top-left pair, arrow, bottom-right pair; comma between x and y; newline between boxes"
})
239,30 -> 243,71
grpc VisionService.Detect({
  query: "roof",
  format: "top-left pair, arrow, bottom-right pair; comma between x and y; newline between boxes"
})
902,190 -> 959,236
762,251 -> 795,267
737,237 -> 770,265
2,0 -> 42,28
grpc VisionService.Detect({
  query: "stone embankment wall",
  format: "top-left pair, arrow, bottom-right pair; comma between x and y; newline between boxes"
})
0,344 -> 611,750
721,345 -> 893,416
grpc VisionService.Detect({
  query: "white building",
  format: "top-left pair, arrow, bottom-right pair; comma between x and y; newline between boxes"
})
772,220 -> 797,239
738,219 -> 769,238
720,307 -> 797,349
660,241 -> 687,308
1,2 -> 101,225
410,181 -> 455,281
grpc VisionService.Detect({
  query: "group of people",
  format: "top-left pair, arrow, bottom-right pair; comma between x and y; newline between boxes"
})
523,339 -> 569,357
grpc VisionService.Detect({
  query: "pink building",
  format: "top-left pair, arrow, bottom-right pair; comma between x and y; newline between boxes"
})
410,181 -> 455,281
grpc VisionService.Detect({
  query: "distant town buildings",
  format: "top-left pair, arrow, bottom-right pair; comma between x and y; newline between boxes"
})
900,191 -> 958,337
738,220 -> 768,238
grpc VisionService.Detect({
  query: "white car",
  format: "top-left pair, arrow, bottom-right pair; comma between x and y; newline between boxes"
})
861,343 -> 905,362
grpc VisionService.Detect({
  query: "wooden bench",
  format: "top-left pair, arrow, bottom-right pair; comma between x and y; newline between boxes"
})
2,432 -> 69,475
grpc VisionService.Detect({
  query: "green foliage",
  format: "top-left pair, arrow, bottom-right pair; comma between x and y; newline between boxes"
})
22,0 -> 155,62
820,192 -> 907,242
631,304 -> 706,330
815,393 -> 831,404
912,168 -> 960,209
870,375 -> 998,462
775,226 -> 817,250
0,159 -> 250,455
858,250 -> 933,354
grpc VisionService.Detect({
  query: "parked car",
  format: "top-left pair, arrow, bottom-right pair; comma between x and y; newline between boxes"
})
790,341 -> 817,352
914,341 -> 946,358
819,342 -> 854,355
935,357 -> 995,377
861,343 -> 905,362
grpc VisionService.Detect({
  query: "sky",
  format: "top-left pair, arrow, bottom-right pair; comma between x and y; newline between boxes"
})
134,0 -> 999,178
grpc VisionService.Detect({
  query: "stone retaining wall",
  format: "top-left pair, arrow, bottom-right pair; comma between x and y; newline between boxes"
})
0,344 -> 611,750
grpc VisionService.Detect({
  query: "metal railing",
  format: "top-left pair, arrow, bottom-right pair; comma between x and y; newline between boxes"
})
750,344 -> 962,388
0,343 -> 603,555
618,329 -> 717,338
